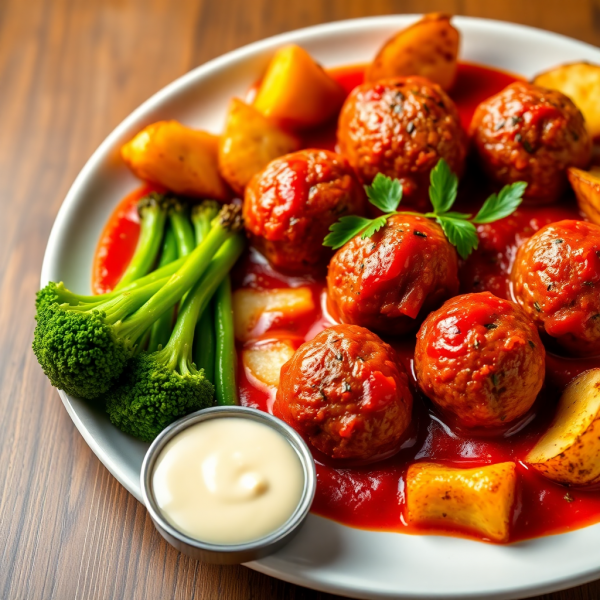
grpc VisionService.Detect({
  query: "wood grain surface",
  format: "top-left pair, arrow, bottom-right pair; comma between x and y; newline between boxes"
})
2,0 -> 600,598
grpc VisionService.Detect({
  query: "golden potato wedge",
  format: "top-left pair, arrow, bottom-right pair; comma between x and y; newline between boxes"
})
406,462 -> 516,543
243,339 -> 296,387
121,120 -> 229,199
526,369 -> 600,486
218,99 -> 300,195
533,62 -> 600,139
232,287 -> 315,342
568,166 -> 600,225
365,13 -> 460,90
253,45 -> 346,129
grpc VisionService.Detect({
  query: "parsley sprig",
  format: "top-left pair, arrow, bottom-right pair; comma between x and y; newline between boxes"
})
323,159 -> 527,259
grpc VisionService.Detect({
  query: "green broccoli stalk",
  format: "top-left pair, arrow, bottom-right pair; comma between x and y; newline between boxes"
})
105,233 -> 246,441
192,200 -> 220,244
169,198 -> 196,257
36,252 -> 188,314
147,224 -> 179,353
191,201 -> 221,381
213,275 -> 238,405
146,197 -> 198,354
113,192 -> 170,291
33,204 -> 243,400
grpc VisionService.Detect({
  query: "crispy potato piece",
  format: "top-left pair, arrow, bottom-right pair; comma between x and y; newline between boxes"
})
406,462 -> 516,543
568,166 -> 600,226
243,339 -> 296,387
526,369 -> 600,486
232,287 -> 315,342
121,120 -> 229,199
365,13 -> 460,90
533,62 -> 600,139
218,99 -> 300,195
253,45 -> 346,129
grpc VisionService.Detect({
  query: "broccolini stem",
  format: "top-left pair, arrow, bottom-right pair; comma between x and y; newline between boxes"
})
148,225 -> 179,353
169,199 -> 196,257
194,303 -> 215,382
214,276 -> 238,405
192,201 -> 220,246
118,204 -> 244,343
114,193 -> 168,291
90,275 -> 171,324
165,234 -> 245,373
191,200 -> 221,379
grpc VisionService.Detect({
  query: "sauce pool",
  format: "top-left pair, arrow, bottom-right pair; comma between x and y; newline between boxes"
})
93,62 -> 600,544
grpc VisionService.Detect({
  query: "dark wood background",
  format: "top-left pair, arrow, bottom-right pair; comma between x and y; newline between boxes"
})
2,0 -> 600,598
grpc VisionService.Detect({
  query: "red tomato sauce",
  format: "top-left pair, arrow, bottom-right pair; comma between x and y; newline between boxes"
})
92,62 -> 600,544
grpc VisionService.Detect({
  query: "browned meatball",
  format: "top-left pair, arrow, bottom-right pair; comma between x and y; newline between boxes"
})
243,149 -> 366,273
337,76 -> 468,207
274,324 -> 413,461
511,219 -> 600,356
415,292 -> 545,429
327,214 -> 459,335
470,81 -> 591,204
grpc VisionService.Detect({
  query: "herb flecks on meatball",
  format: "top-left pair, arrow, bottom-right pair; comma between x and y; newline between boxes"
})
415,292 -> 545,429
243,149 -> 366,273
337,76 -> 468,208
511,219 -> 600,356
327,214 -> 459,335
275,324 -> 413,461
470,81 -> 591,204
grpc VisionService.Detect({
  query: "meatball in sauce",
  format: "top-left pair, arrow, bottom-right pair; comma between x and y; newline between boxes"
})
415,292 -> 545,430
470,81 -> 591,204
511,219 -> 600,357
274,324 -> 413,461
337,76 -> 468,207
327,214 -> 459,335
243,149 -> 366,273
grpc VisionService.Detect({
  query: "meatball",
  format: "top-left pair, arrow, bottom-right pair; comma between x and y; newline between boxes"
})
327,214 -> 459,335
470,82 -> 591,204
511,219 -> 600,356
243,149 -> 366,273
415,292 -> 545,429
337,76 -> 467,207
275,324 -> 413,461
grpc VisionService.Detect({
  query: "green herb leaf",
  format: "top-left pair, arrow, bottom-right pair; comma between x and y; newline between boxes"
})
365,173 -> 403,213
437,216 -> 478,260
472,181 -> 527,224
429,158 -> 458,214
361,215 -> 389,239
323,215 -> 372,249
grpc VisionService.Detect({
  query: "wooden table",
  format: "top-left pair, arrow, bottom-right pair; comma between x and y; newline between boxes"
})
2,0 -> 600,598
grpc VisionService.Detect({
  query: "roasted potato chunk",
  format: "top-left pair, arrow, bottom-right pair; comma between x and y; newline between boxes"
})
242,339 -> 296,388
218,99 -> 300,195
365,13 -> 460,90
406,462 -> 516,543
568,166 -> 600,226
232,287 -> 315,342
526,369 -> 600,486
253,45 -> 346,129
121,120 -> 229,199
533,62 -> 600,139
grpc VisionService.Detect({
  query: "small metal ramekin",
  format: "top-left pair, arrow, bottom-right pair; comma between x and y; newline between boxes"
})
140,405 -> 316,564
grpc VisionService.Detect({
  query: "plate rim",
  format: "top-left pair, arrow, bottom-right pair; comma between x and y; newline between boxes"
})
41,14 -> 600,600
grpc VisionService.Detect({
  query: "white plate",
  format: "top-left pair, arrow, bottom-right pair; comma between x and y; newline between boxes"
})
41,15 -> 600,600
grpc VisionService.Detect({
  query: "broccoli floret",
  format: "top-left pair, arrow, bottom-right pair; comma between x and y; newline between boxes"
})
106,233 -> 246,441
33,204 -> 243,400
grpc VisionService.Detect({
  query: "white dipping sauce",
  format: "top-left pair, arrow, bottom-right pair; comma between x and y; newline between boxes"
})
152,417 -> 305,545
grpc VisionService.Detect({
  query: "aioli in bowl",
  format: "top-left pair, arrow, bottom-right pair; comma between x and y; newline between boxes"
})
152,416 -> 305,545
